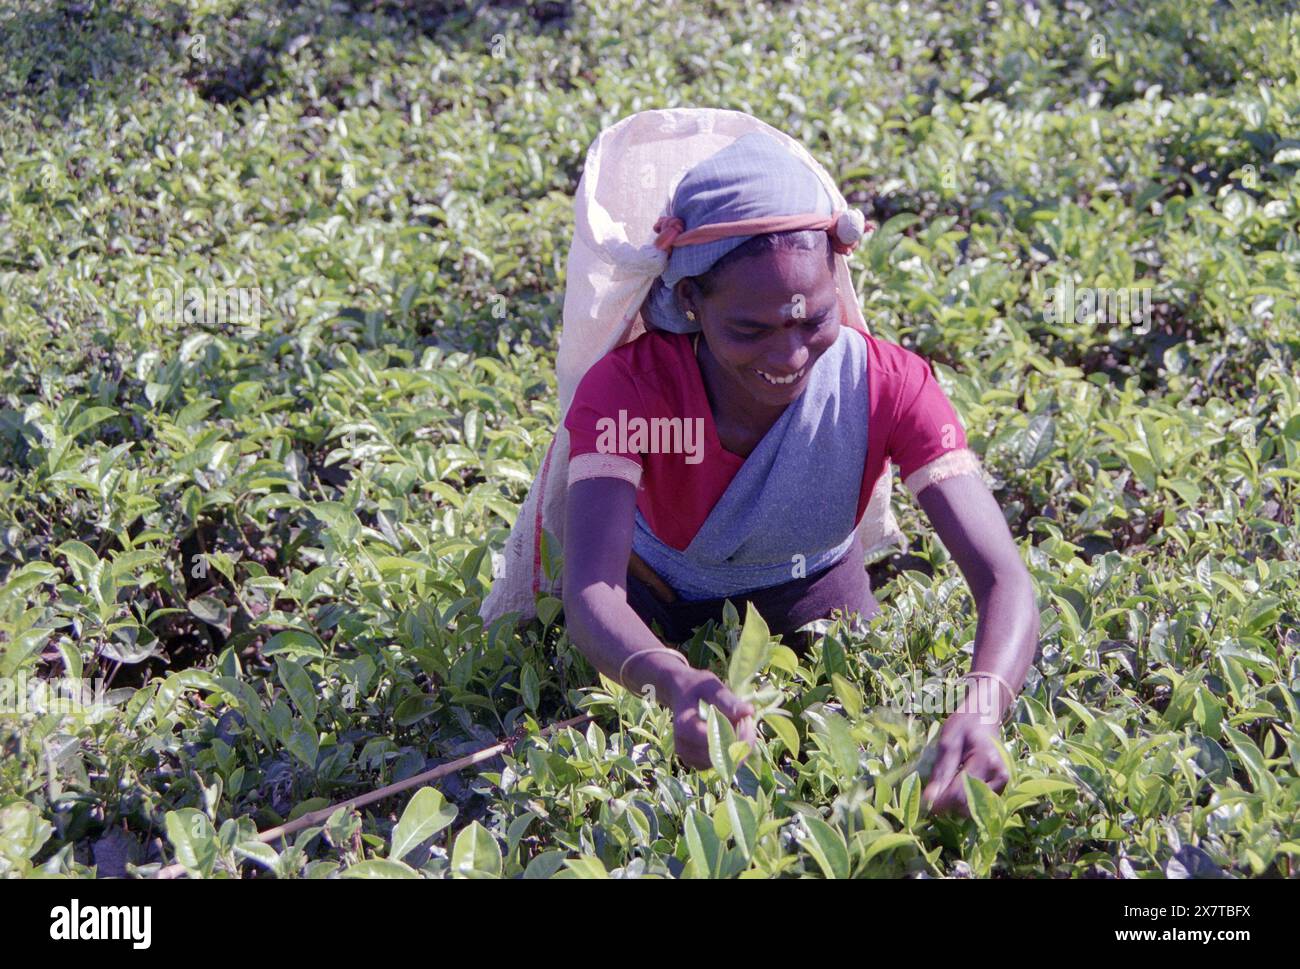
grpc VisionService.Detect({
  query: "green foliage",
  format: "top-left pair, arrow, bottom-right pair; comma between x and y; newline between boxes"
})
0,0 -> 1297,878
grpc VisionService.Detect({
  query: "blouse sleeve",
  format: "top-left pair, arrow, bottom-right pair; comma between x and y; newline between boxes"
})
563,356 -> 646,490
885,351 -> 984,497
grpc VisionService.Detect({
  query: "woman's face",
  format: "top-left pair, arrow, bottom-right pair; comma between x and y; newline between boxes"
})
678,245 -> 841,413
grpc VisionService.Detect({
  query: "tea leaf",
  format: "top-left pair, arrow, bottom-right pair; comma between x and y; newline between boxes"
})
342,859 -> 421,879
800,815 -> 849,879
390,788 -> 457,862
729,602 -> 772,693
451,822 -> 502,878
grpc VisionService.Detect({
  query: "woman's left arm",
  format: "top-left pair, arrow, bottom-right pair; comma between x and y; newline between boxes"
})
914,471 -> 1041,816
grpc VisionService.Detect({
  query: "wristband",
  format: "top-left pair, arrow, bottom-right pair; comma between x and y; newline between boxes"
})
618,647 -> 690,691
959,671 -> 1015,725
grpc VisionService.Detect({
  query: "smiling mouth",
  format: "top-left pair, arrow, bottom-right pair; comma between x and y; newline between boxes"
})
754,365 -> 807,386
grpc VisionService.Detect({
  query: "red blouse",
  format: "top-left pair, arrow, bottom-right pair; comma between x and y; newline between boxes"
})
564,324 -> 973,552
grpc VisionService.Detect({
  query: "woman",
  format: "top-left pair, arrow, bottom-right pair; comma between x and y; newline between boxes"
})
560,131 -> 1039,816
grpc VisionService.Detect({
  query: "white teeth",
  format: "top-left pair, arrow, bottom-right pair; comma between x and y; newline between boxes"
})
755,366 -> 805,386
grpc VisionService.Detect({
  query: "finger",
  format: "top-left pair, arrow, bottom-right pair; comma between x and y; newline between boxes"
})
972,754 -> 1008,790
678,711 -> 707,744
732,716 -> 757,765
922,740 -> 964,811
716,690 -> 755,722
681,748 -> 710,770
707,685 -> 755,721
673,712 -> 709,767
985,744 -> 1012,790
968,751 -> 1010,792
932,771 -> 970,817
735,715 -> 757,745
675,730 -> 710,770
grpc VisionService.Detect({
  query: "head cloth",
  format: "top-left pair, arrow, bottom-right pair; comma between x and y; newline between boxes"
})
642,132 -> 867,333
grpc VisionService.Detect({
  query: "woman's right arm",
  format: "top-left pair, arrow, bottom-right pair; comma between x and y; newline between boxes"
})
561,476 -> 756,768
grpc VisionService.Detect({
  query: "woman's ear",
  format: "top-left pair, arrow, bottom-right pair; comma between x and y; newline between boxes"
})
675,278 -> 701,320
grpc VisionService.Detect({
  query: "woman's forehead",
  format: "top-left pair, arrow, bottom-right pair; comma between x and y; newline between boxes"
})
711,251 -> 837,306
715,242 -> 832,278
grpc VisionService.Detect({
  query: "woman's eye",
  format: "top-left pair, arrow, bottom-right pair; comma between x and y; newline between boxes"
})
733,316 -> 830,340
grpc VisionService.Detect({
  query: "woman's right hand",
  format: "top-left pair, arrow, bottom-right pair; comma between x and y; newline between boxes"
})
668,668 -> 757,770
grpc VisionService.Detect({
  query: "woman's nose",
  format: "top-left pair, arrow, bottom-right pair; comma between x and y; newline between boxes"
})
772,327 -> 811,373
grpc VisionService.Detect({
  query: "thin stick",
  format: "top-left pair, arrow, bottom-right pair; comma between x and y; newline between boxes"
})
155,713 -> 594,879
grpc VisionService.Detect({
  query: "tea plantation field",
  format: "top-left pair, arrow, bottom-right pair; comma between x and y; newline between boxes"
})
0,0 -> 1297,878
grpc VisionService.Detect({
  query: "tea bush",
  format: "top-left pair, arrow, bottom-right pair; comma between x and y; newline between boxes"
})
0,0 -> 1296,878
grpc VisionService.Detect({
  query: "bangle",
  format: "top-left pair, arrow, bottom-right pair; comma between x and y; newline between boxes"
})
618,647 -> 690,691
959,671 -> 1015,725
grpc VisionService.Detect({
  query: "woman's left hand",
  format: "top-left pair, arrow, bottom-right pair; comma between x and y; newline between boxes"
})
921,710 -> 1010,817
